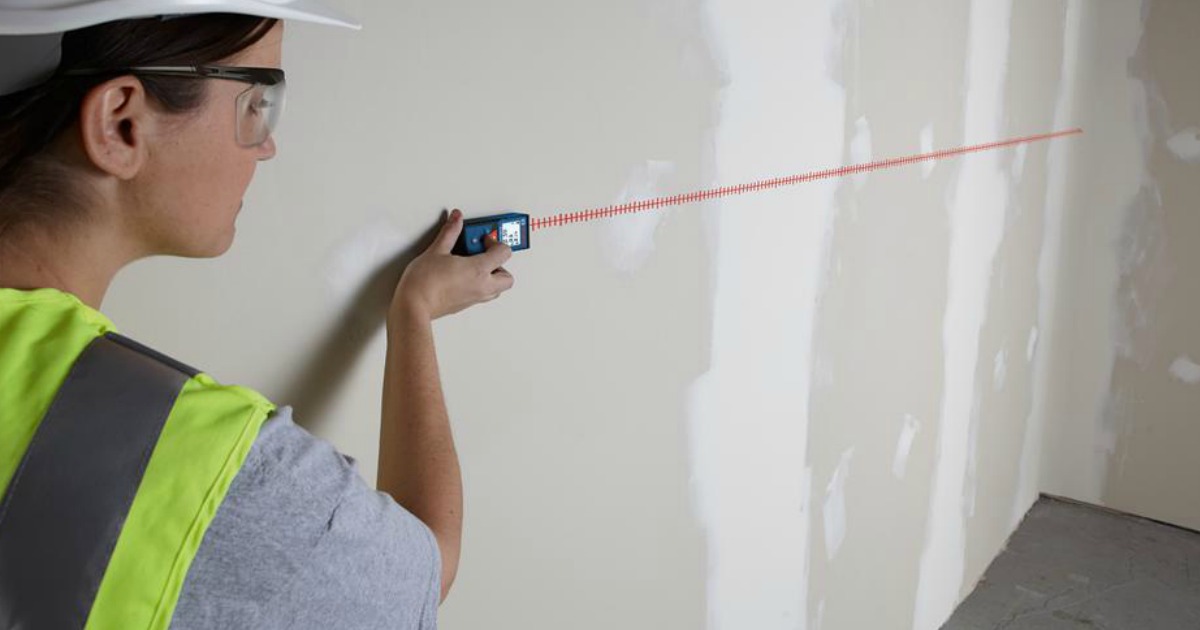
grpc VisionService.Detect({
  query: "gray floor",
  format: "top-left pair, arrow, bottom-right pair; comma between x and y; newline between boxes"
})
943,496 -> 1200,629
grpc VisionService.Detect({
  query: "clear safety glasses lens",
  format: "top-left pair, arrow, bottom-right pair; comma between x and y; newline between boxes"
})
235,80 -> 286,148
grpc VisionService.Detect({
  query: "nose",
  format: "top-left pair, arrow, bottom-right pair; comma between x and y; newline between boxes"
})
257,135 -> 277,162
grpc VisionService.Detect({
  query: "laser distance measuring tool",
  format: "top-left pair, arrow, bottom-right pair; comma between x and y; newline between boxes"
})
452,212 -> 531,257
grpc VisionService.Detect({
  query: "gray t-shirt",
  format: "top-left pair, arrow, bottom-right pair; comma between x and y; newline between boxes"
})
168,406 -> 441,629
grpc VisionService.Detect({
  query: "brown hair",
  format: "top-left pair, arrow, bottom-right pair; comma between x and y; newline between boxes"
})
0,14 -> 279,235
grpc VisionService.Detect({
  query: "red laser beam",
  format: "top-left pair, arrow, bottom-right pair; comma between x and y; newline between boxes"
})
529,128 -> 1083,232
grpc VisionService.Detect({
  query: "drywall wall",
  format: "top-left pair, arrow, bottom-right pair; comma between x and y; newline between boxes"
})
99,0 -> 1117,628
1039,0 -> 1200,532
798,1 -> 1083,627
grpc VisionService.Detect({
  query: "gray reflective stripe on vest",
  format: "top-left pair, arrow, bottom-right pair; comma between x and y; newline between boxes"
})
0,332 -> 200,630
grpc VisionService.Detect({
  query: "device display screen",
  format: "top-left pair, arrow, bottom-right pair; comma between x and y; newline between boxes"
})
500,220 -> 523,247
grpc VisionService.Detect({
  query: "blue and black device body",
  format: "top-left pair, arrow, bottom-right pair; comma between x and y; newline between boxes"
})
452,212 -> 531,256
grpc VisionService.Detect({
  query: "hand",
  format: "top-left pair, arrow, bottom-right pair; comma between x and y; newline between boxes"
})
390,209 -> 515,322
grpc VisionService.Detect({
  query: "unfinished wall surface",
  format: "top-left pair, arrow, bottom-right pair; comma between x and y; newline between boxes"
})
99,1 -> 1110,628
1040,0 -> 1200,532
800,2 -> 1081,627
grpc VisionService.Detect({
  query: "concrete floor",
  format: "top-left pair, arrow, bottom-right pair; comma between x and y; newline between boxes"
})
943,496 -> 1200,629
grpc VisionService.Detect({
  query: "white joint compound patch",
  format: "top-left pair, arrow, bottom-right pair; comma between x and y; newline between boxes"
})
322,216 -> 409,303
1012,143 -> 1028,180
823,448 -> 855,561
1012,0 -> 1083,534
920,124 -> 936,178
994,349 -> 1008,391
914,0 -> 1013,626
850,116 -> 873,188
601,160 -> 677,273
893,414 -> 921,479
689,0 -> 846,626
1166,128 -> 1200,163
1169,356 -> 1200,385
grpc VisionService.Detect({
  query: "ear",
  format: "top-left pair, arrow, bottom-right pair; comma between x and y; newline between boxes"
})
78,76 -> 153,180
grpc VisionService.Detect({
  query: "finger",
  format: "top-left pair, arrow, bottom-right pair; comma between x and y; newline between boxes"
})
476,237 -> 513,271
433,209 -> 464,254
489,267 -> 515,293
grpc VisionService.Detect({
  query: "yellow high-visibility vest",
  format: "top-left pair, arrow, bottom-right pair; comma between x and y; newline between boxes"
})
0,287 -> 277,629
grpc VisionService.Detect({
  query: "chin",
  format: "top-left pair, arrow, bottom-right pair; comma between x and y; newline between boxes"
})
184,225 -> 237,259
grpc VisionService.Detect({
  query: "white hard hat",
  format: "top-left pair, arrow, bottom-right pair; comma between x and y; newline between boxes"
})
0,0 -> 361,96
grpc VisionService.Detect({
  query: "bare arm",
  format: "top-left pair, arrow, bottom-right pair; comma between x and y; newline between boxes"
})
379,308 -> 460,604
377,209 -> 513,605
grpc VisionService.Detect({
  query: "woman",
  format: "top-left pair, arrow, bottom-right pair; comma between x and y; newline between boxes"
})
0,2 -> 514,628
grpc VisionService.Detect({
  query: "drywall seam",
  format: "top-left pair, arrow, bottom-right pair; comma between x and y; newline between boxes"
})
912,0 -> 1014,627
1082,2 -> 1153,503
1012,0 -> 1084,530
687,0 -> 846,627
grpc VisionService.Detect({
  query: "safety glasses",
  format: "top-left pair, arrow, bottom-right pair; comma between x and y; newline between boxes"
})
61,65 -> 286,148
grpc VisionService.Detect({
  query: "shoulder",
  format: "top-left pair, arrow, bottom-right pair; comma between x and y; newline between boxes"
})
170,406 -> 442,630
177,371 -> 277,421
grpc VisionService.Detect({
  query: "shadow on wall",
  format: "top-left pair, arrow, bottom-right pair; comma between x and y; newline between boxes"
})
280,220 -> 441,433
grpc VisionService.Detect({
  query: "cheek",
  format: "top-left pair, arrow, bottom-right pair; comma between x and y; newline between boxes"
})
144,107 -> 259,242
177,108 -> 256,201
195,152 -> 256,222
165,136 -> 249,217
196,105 -> 258,210
189,153 -> 257,245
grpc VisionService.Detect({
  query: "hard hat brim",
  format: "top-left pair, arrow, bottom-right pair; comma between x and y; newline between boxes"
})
0,0 -> 362,36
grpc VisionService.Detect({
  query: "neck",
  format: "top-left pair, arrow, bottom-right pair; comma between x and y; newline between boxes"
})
0,216 -> 139,311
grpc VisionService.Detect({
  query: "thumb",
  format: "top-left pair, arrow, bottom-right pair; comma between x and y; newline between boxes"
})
434,209 -> 464,253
